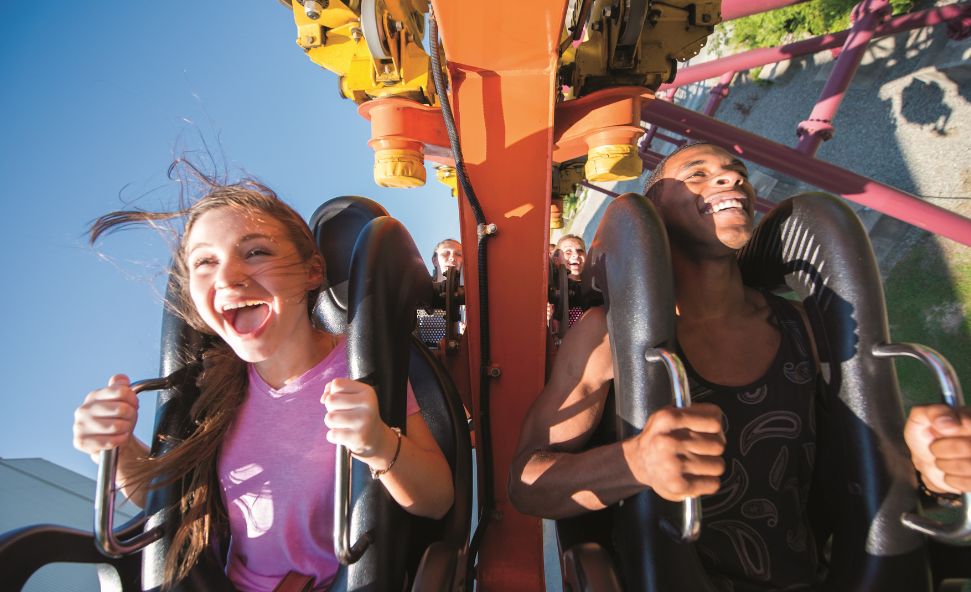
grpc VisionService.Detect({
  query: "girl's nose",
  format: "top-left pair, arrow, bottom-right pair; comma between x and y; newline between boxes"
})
215,261 -> 248,289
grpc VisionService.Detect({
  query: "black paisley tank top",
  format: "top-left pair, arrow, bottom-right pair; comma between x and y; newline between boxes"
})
680,293 -> 819,591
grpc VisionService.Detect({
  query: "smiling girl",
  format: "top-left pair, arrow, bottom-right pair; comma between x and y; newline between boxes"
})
72,171 -> 453,591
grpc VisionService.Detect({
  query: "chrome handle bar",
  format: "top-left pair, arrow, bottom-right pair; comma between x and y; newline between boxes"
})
94,377 -> 171,558
644,348 -> 702,542
334,444 -> 371,564
872,342 -> 971,543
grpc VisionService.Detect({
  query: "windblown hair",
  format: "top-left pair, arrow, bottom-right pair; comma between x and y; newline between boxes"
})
89,161 -> 323,588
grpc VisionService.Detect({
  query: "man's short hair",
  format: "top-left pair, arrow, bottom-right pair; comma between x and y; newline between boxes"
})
643,140 -> 718,199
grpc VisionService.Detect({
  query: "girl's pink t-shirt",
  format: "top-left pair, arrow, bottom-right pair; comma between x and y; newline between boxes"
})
218,338 -> 420,592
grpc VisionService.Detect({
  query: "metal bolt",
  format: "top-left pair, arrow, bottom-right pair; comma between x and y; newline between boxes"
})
487,365 -> 502,378
303,35 -> 315,46
350,27 -> 363,41
304,0 -> 322,19
478,222 -> 498,237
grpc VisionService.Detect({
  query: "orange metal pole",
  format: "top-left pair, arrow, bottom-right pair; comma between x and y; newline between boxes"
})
430,1 -> 567,589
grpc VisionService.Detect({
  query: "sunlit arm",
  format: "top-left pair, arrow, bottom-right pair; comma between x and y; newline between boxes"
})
373,413 -> 454,519
508,308 -> 645,519
508,307 -> 726,518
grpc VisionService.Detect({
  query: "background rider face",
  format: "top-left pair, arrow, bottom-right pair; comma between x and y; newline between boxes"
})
434,239 -> 463,280
556,237 -> 586,278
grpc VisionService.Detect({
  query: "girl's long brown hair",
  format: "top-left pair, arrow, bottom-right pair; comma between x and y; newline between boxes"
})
90,162 -> 322,588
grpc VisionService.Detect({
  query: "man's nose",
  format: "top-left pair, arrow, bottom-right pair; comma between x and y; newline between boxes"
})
713,169 -> 745,187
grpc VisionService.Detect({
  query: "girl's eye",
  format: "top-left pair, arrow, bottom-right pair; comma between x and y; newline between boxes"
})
192,256 -> 217,269
246,247 -> 272,258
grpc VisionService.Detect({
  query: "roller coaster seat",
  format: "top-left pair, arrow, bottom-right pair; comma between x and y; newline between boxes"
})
0,196 -> 471,592
555,192 -> 958,591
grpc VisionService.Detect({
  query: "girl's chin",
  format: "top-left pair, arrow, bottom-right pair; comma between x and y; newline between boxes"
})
223,337 -> 273,364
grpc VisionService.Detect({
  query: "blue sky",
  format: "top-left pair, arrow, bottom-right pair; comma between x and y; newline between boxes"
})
0,2 -> 458,479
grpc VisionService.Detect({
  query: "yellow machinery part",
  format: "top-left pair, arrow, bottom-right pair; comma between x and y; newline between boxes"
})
561,0 -> 721,97
290,0 -> 434,105
374,147 -> 427,188
435,165 -> 458,197
584,143 -> 643,182
550,197 -> 565,229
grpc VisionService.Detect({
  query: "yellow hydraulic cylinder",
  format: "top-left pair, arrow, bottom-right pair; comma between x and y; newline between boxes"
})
584,143 -> 642,182
370,138 -> 426,188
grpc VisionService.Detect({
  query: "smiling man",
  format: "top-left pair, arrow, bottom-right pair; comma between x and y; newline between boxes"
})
509,142 -> 971,591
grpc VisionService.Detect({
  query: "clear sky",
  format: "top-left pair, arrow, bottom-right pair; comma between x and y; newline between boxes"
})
0,2 -> 459,479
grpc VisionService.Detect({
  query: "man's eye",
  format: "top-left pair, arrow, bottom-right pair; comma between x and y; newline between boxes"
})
687,171 -> 706,179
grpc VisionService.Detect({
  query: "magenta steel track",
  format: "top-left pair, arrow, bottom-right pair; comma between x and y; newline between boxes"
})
661,2 -> 971,90
640,99 -> 971,247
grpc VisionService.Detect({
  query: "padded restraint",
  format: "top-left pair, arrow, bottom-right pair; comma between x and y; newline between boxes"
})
331,216 -> 436,590
312,196 -> 471,589
309,196 -> 391,335
146,279 -> 232,592
565,193 -> 718,591
737,192 -> 930,591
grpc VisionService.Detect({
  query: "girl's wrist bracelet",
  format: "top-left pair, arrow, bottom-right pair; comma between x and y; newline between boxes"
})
370,427 -> 402,479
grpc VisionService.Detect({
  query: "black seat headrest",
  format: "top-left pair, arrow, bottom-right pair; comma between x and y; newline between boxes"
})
310,196 -> 389,335
737,192 -> 929,592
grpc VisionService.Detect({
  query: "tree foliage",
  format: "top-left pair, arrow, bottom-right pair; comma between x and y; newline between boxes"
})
713,0 -> 914,51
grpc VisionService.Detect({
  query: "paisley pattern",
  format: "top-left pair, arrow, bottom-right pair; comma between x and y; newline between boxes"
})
741,498 -> 779,527
768,447 -> 789,491
783,360 -> 815,384
704,459 -> 750,518
738,384 -> 769,405
709,520 -> 773,582
739,411 -> 802,456
686,293 -> 819,591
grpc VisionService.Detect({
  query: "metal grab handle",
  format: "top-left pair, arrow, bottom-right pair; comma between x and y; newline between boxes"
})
94,377 -> 172,558
644,348 -> 702,542
872,342 -> 971,543
334,445 -> 371,564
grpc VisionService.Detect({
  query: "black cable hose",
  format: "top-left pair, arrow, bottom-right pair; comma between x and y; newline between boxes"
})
428,8 -> 495,589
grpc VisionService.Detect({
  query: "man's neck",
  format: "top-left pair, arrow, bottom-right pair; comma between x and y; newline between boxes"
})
671,249 -> 750,323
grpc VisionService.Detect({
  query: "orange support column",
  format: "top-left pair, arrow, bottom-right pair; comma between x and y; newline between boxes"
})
430,1 -> 567,590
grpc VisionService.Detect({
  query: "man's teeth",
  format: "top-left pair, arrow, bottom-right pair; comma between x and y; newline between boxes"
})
707,199 -> 744,214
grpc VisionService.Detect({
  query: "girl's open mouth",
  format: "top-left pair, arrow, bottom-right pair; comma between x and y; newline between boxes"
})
222,301 -> 271,335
